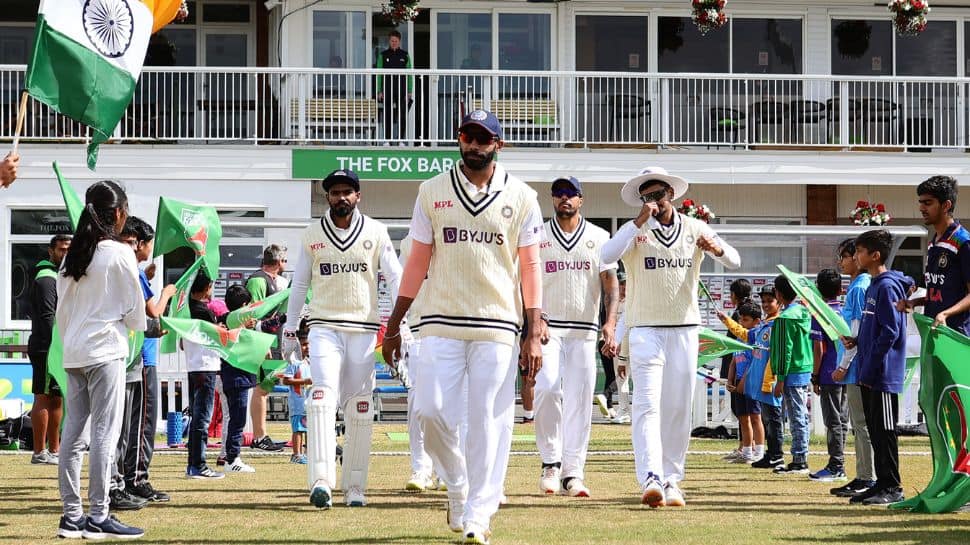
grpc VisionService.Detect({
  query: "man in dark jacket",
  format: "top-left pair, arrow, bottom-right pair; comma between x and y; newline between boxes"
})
28,234 -> 71,465
376,29 -> 413,145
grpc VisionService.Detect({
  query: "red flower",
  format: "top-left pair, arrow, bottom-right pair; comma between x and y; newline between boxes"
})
683,199 -> 695,207
876,203 -> 886,212
856,200 -> 867,208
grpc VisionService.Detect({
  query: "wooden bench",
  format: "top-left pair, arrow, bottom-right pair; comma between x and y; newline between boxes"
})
472,99 -> 559,142
290,98 -> 378,139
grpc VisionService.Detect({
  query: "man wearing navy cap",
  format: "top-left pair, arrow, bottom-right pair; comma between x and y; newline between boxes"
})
280,168 -> 403,509
533,176 -> 618,499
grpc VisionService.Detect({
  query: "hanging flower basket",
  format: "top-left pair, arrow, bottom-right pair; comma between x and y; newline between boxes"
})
850,200 -> 892,226
692,0 -> 727,35
175,1 -> 189,23
381,0 -> 421,26
678,199 -> 716,223
889,0 -> 930,36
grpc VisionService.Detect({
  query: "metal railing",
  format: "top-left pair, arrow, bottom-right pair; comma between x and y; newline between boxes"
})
1,65 -> 968,149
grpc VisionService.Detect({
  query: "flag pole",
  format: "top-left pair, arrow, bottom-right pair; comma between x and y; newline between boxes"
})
12,91 -> 28,154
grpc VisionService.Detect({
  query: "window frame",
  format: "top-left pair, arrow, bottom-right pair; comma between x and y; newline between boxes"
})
6,204 -> 69,327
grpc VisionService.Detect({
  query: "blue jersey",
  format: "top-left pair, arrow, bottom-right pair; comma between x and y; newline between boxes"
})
743,320 -> 781,407
811,300 -> 844,386
925,222 -> 970,336
733,349 -> 753,383
139,270 -> 158,367
284,361 -> 311,417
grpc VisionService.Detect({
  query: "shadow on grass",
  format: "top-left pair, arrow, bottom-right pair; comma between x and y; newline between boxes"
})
135,536 -> 454,544
783,528 -> 970,545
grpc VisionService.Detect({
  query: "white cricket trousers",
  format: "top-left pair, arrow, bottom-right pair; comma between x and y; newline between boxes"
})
629,325 -> 699,486
534,335 -> 596,479
411,336 -> 517,530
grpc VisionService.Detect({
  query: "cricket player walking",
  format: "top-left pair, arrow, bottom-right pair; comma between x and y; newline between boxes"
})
601,166 -> 740,507
282,169 -> 402,509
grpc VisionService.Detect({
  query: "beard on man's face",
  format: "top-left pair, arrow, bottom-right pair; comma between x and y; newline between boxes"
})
461,149 -> 495,171
332,202 -> 354,217
555,206 -> 578,219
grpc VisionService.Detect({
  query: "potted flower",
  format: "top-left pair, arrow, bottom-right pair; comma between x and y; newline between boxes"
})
692,0 -> 728,35
850,200 -> 892,226
381,0 -> 421,26
889,0 -> 930,36
678,199 -> 716,223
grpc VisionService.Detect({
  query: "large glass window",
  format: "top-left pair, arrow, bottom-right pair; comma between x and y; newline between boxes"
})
313,11 -> 367,69
897,21 -> 956,76
657,16 -> 728,73
498,13 -> 550,70
576,15 -> 648,72
9,208 -> 71,322
732,18 -> 802,74
437,13 -> 492,70
831,20 -> 893,76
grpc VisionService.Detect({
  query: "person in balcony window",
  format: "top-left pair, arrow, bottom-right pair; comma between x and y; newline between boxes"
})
1,151 -> 18,188
377,30 -> 413,146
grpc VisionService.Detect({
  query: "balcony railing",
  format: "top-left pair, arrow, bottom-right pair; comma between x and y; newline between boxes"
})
1,65 -> 967,150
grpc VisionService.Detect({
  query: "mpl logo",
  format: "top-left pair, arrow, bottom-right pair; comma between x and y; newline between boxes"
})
309,242 -> 326,250
443,227 -> 458,243
434,200 -> 454,210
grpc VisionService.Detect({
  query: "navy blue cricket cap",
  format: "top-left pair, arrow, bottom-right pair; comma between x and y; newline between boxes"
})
551,176 -> 582,194
321,169 -> 360,192
459,109 -> 504,140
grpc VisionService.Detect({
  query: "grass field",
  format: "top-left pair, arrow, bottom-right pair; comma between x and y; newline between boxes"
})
2,423 -> 968,544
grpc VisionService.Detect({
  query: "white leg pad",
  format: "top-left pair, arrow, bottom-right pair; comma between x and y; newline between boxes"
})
306,387 -> 338,490
340,395 -> 374,493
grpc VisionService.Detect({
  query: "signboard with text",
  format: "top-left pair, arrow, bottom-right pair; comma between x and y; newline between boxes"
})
292,149 -> 460,181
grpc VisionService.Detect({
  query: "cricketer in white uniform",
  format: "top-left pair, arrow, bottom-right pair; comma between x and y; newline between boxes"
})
601,166 -> 740,508
383,110 -> 545,545
282,169 -> 402,509
535,175 -> 618,498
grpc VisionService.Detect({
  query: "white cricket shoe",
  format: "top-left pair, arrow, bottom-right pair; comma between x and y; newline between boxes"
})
539,465 -> 561,495
640,478 -> 666,508
406,471 -> 434,492
593,394 -> 611,418
463,522 -> 491,545
226,458 -> 255,473
345,485 -> 367,507
664,482 -> 686,507
561,477 -> 591,498
447,498 -> 464,533
309,480 -> 332,509
613,412 -> 632,424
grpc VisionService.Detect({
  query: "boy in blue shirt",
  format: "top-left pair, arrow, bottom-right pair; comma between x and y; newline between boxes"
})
848,229 -> 913,505
809,269 -> 848,482
831,239 -> 876,498
719,299 -> 765,463
282,320 -> 312,464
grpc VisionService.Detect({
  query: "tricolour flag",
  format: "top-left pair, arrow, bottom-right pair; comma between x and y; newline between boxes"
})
161,317 -> 278,375
891,314 -> 970,513
159,256 -> 204,354
142,0 -> 184,33
25,1 -> 157,169
226,288 -> 291,329
777,264 -> 851,341
698,328 -> 752,365
153,197 -> 222,280
53,161 -> 84,230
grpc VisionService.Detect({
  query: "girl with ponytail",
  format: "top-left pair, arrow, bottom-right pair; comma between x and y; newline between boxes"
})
55,181 -> 147,539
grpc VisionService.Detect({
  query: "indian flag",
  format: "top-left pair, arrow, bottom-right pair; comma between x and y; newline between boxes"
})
25,0 -> 161,169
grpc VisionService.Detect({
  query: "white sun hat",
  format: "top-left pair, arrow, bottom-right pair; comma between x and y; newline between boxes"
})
620,166 -> 690,208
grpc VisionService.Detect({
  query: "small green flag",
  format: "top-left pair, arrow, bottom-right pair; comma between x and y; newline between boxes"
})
153,197 -> 222,280
53,162 -> 84,230
777,265 -> 851,341
226,288 -> 291,329
698,327 -> 752,365
159,257 -> 205,354
45,327 -> 67,397
161,317 -> 277,375
890,314 -> 970,514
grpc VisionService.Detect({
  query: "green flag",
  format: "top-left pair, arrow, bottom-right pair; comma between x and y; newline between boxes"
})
890,314 -> 970,513
45,328 -> 67,397
153,197 -> 222,279
159,257 -> 205,354
161,317 -> 277,375
777,265 -> 851,341
698,327 -> 752,365
258,359 -> 290,392
226,288 -> 291,329
53,162 -> 84,230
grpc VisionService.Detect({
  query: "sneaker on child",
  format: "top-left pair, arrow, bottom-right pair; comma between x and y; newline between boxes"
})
809,466 -> 847,482
226,458 -> 256,473
57,515 -> 87,539
290,454 -> 307,464
861,487 -> 905,505
30,449 -> 58,465
82,515 -> 144,540
773,462 -> 810,475
831,478 -> 876,497
186,466 -> 226,479
109,488 -> 147,511
250,435 -> 283,451
127,482 -> 171,503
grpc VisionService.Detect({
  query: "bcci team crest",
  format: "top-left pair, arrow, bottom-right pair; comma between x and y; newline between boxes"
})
363,240 -> 373,250
686,234 -> 695,244
939,253 -> 949,269
83,0 -> 136,58
501,205 -> 513,219
470,110 -> 488,121
586,240 -> 595,249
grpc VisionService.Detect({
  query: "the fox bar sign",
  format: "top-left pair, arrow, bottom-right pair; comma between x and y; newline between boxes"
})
292,149 -> 459,181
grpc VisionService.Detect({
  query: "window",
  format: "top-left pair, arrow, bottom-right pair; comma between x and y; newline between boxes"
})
577,15 -> 648,72
732,18 -> 803,74
9,208 -> 72,322
897,21 -> 956,77
498,13 -> 550,71
202,3 -> 251,24
437,13 -> 493,70
313,11 -> 367,69
657,16 -> 728,73
831,20 -> 893,76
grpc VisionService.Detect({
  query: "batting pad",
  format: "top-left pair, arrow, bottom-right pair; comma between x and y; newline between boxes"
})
340,395 -> 374,493
306,387 -> 338,490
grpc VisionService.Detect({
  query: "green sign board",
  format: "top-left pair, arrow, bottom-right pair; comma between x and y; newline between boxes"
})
292,149 -> 460,181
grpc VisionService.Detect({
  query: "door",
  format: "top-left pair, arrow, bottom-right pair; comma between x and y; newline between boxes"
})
199,29 -> 254,140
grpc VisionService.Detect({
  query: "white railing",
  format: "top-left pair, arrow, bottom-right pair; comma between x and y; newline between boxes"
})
1,66 -> 968,148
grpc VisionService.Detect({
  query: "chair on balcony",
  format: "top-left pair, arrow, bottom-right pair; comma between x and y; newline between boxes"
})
607,94 -> 651,143
859,98 -> 897,146
751,100 -> 789,144
788,100 -> 826,145
708,107 -> 745,149
825,97 -> 861,145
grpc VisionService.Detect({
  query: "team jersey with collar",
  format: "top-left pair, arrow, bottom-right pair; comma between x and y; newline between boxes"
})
412,165 -> 541,346
541,217 -> 615,340
302,211 -> 393,333
925,221 -> 970,335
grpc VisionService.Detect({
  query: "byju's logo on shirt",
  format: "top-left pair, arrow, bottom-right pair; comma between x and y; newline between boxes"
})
319,262 -> 369,275
545,261 -> 592,273
644,257 -> 693,270
442,227 -> 505,246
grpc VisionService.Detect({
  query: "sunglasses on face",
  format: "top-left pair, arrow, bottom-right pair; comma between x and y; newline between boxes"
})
551,188 -> 581,199
639,189 -> 668,204
458,131 -> 497,146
